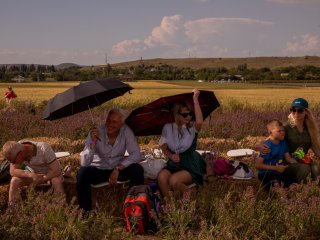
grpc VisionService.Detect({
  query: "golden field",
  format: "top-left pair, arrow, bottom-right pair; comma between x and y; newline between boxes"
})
1,80 -> 320,110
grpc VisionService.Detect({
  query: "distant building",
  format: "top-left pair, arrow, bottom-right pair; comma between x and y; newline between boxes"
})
118,75 -> 134,82
12,75 -> 25,82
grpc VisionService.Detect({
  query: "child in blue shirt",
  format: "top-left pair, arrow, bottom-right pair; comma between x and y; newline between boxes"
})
255,119 -> 297,191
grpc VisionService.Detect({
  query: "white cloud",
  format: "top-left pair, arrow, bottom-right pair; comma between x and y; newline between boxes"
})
184,17 -> 274,43
265,0 -> 320,4
110,15 -> 275,60
144,15 -> 183,48
285,34 -> 320,54
111,39 -> 143,56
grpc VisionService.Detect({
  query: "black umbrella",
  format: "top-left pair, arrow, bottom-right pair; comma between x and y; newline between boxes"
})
125,90 -> 220,136
42,78 -> 133,121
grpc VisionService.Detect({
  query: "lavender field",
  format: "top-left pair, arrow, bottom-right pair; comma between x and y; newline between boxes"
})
1,82 -> 320,239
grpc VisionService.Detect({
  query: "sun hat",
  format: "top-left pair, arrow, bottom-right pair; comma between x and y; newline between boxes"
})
2,141 -> 24,162
291,98 -> 308,109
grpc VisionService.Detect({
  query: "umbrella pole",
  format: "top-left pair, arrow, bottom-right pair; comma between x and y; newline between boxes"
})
88,104 -> 95,124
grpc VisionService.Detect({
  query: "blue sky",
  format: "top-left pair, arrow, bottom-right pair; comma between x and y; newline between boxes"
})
0,0 -> 319,65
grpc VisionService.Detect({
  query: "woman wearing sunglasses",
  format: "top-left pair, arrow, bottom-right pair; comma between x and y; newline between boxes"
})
157,89 -> 205,200
256,97 -> 320,187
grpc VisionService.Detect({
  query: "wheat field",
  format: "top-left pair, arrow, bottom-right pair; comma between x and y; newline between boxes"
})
1,80 -> 320,110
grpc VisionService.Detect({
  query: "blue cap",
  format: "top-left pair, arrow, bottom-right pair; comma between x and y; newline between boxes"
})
291,98 -> 308,109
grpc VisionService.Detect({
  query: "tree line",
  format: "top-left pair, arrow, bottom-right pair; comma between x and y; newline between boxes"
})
1,63 -> 320,82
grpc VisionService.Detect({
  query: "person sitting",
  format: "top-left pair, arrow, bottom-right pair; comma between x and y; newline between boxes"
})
77,108 -> 144,212
2,140 -> 64,205
255,119 -> 297,191
256,98 -> 320,186
157,89 -> 205,200
4,86 -> 17,105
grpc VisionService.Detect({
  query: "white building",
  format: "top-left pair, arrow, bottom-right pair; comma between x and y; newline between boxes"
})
12,75 -> 25,82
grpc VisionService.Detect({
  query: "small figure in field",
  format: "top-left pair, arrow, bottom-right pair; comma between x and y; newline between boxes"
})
255,119 -> 296,191
2,140 -> 65,205
157,89 -> 205,201
4,86 -> 17,104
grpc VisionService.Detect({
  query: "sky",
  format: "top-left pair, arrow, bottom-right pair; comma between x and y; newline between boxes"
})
0,0 -> 320,65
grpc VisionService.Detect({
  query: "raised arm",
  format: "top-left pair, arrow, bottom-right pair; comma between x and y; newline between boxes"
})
80,127 -> 100,166
193,89 -> 203,132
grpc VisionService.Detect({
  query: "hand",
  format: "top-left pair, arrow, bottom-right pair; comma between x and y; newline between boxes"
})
193,88 -> 200,100
170,153 -> 180,163
109,169 -> 119,187
30,173 -> 45,185
90,127 -> 100,142
275,164 -> 287,173
256,143 -> 271,155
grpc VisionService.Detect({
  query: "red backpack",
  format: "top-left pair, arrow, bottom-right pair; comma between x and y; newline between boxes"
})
123,185 -> 159,235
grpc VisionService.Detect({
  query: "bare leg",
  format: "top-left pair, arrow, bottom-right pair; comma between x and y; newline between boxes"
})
51,175 -> 65,198
9,177 -> 31,205
157,169 -> 172,198
169,170 -> 193,194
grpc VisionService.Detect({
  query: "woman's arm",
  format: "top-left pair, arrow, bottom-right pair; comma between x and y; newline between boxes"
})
255,141 -> 271,154
311,144 -> 320,157
160,143 -> 180,163
284,152 -> 298,164
193,89 -> 203,132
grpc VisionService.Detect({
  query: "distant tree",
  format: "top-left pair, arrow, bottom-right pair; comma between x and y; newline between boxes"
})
29,64 -> 36,72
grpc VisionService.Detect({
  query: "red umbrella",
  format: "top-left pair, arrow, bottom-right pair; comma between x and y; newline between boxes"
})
125,90 -> 220,136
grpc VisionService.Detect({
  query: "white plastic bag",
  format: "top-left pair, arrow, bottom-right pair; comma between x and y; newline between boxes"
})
230,160 -> 254,180
140,157 -> 166,180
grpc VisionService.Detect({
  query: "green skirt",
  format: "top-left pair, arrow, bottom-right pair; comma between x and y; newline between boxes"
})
165,134 -> 205,185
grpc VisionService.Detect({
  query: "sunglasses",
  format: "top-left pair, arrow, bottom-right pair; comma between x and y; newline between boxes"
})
290,107 -> 304,114
179,112 -> 193,118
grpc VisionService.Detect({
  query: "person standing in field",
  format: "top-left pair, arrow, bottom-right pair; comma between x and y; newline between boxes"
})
256,98 -> 320,187
4,86 -> 17,104
77,108 -> 144,212
157,89 -> 205,200
2,140 -> 65,205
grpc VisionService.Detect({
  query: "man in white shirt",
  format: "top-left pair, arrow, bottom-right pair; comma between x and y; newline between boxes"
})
2,140 -> 64,205
77,108 -> 144,211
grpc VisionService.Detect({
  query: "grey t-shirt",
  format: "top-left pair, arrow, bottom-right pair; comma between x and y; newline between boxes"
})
19,140 -> 57,174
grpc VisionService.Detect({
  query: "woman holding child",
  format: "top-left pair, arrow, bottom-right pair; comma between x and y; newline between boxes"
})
256,98 -> 320,187
157,89 -> 205,199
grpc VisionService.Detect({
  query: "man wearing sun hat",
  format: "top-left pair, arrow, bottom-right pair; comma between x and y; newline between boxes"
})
2,140 -> 64,204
